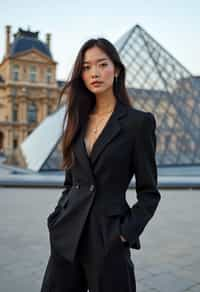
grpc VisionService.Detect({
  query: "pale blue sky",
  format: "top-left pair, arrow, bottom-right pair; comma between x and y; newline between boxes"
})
0,0 -> 200,79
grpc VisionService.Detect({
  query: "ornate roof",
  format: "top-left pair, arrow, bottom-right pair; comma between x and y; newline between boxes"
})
9,28 -> 52,58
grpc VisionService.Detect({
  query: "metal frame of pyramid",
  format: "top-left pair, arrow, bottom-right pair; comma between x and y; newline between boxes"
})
115,25 -> 200,166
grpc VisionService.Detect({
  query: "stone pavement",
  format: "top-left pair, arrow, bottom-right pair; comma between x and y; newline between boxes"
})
0,187 -> 200,292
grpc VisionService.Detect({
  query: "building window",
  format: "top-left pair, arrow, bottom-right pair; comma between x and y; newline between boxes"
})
13,138 -> 18,149
27,103 -> 37,123
46,67 -> 52,83
48,104 -> 52,115
12,64 -> 20,81
11,87 -> 17,96
29,65 -> 37,82
13,102 -> 18,122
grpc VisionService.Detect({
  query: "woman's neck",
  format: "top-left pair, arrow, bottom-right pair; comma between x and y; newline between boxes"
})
93,91 -> 117,114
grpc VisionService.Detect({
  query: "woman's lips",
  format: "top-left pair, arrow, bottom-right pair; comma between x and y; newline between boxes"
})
91,81 -> 103,87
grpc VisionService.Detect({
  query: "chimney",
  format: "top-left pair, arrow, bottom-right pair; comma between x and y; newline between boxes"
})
46,33 -> 51,49
5,25 -> 11,56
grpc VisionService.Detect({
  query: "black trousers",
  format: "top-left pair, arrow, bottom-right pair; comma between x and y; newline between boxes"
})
40,209 -> 136,292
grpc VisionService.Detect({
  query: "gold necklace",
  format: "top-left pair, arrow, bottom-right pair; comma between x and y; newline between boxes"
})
85,108 -> 114,154
90,108 -> 114,116
89,108 -> 114,134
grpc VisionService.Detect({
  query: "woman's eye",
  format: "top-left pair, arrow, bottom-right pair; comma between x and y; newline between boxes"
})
82,66 -> 90,71
100,63 -> 108,67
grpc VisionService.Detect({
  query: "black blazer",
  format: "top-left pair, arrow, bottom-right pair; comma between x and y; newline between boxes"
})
47,99 -> 161,263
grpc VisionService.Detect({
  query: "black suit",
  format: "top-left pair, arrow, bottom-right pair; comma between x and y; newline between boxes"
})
41,99 -> 161,292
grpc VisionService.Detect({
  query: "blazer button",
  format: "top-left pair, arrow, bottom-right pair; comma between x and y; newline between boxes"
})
89,184 -> 95,192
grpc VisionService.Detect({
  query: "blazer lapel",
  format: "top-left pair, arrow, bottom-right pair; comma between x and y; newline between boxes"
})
89,101 -> 127,165
74,129 -> 95,183
74,100 -> 128,177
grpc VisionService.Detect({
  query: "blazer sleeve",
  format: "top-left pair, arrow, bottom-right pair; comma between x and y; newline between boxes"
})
120,112 -> 161,246
56,168 -> 73,209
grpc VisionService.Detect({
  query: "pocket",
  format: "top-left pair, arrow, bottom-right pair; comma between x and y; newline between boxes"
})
106,211 -> 130,249
100,214 -> 121,252
117,234 -> 126,248
47,196 -> 70,230
118,235 -> 130,248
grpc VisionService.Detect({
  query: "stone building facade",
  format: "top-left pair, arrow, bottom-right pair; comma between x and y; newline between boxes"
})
0,25 -> 64,159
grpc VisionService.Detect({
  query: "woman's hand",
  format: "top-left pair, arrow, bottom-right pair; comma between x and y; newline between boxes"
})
120,235 -> 127,242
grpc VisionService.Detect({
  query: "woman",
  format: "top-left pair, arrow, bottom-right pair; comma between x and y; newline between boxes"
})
40,38 -> 161,292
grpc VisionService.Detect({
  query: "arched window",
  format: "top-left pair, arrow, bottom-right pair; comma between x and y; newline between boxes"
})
46,67 -> 52,83
29,65 -> 37,82
12,64 -> 20,81
27,103 -> 37,123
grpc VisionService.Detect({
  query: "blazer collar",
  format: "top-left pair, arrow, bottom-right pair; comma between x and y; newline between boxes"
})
74,99 -> 128,181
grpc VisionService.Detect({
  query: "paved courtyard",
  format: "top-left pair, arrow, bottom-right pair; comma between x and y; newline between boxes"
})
0,186 -> 200,292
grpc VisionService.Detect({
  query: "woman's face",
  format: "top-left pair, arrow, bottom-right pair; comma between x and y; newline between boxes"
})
81,46 -> 118,95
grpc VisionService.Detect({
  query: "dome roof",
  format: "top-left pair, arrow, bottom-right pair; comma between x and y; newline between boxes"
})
10,28 -> 52,59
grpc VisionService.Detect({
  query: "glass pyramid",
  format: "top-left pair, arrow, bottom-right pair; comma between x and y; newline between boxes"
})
116,25 -> 200,166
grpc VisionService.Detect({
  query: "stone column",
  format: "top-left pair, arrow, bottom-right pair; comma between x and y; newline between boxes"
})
5,25 -> 11,57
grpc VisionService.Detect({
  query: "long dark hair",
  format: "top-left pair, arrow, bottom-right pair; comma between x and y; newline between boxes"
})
60,38 -> 132,169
